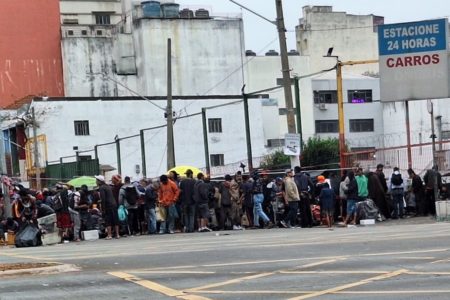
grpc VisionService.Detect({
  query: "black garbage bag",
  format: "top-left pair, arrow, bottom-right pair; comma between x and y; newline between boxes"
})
355,198 -> 380,221
15,223 -> 42,247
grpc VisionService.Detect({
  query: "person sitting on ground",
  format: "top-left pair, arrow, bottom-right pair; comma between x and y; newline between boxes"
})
36,200 -> 55,219
0,217 -> 20,242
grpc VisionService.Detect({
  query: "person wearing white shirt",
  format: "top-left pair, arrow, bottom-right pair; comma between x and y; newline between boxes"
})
389,167 -> 405,219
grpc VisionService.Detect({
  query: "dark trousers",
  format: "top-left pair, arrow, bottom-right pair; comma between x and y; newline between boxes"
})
127,208 -> 139,235
300,194 -> 313,228
285,201 -> 299,226
219,205 -> 233,229
425,189 -> 437,216
183,204 -> 196,233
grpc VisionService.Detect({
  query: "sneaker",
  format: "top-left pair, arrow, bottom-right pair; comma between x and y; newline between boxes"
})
203,227 -> 212,232
168,230 -> 175,234
280,220 -> 288,228
233,225 -> 240,230
237,225 -> 243,230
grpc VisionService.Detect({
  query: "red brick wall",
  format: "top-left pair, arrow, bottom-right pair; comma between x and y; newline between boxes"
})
0,0 -> 64,107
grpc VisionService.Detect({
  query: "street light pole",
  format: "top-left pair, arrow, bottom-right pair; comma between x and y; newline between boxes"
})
427,100 -> 439,203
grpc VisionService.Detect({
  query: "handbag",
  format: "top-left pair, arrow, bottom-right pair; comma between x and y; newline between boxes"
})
156,205 -> 166,222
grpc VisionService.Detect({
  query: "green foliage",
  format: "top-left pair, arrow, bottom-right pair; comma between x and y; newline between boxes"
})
260,149 -> 290,169
301,137 -> 339,169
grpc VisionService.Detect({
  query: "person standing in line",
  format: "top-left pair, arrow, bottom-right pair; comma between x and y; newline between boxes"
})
294,166 -> 315,228
408,168 -> 425,216
158,175 -> 180,234
423,166 -> 442,216
119,176 -> 142,236
144,178 -> 159,234
389,167 -> 405,219
251,171 -> 274,229
355,167 -> 369,201
344,171 -> 358,226
281,169 -> 300,228
319,182 -> 335,229
96,175 -> 120,240
230,172 -> 243,230
179,169 -> 196,233
375,164 -> 388,194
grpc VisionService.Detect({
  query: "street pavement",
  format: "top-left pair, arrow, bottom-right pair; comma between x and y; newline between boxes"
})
1,217 -> 450,299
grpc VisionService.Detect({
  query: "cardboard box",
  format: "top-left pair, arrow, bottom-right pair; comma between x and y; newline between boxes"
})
82,230 -> 99,241
360,219 -> 375,226
41,232 -> 60,246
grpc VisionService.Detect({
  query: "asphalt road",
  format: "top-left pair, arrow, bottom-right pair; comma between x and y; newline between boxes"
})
1,217 -> 450,300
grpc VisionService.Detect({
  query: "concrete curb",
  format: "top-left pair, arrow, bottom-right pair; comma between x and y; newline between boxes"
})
0,263 -> 80,278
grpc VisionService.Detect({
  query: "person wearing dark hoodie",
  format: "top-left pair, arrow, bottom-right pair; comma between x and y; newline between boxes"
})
294,166 -> 315,228
179,169 -> 196,233
219,174 -> 233,230
344,171 -> 358,226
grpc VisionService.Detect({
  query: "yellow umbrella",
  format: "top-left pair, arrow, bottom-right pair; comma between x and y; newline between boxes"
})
168,166 -> 202,177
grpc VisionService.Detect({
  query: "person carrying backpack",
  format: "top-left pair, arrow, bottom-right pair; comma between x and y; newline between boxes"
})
119,176 -> 142,236
389,167 -> 405,219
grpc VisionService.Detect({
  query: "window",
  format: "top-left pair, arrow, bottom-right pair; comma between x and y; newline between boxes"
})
349,119 -> 374,132
210,154 -> 224,167
442,130 -> 450,140
81,30 -> 88,36
95,13 -> 111,25
208,118 -> 222,133
347,90 -> 373,103
74,121 -> 90,136
267,139 -> 285,147
315,120 -> 338,133
314,90 -> 337,104
96,30 -> 103,36
67,30 -> 74,36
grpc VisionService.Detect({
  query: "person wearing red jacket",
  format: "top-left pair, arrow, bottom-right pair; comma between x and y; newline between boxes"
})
158,175 -> 180,234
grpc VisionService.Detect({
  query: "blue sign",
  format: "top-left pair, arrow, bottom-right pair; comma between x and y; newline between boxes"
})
378,19 -> 447,56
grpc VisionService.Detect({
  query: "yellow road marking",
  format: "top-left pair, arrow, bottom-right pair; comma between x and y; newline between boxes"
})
194,289 -> 450,295
201,256 -> 345,268
186,272 -> 275,292
362,249 -> 448,257
108,271 -> 212,300
295,259 -> 341,269
132,271 -> 216,274
287,269 -> 408,300
280,270 -> 389,274
396,256 -> 435,260
405,271 -> 450,275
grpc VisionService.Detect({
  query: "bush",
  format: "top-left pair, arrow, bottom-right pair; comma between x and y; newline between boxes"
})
260,150 -> 291,169
301,137 -> 340,169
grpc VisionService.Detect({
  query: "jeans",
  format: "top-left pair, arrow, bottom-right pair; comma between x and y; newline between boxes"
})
183,204 -> 196,233
392,189 -> 404,218
285,201 -> 299,226
147,208 -> 157,234
159,205 -> 175,233
253,193 -> 269,226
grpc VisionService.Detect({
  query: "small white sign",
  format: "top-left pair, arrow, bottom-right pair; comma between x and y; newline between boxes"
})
284,133 -> 301,156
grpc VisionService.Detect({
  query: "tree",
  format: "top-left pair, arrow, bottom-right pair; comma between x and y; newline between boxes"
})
260,150 -> 290,170
301,137 -> 340,169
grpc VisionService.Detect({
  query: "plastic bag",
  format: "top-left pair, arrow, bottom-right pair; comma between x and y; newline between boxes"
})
15,224 -> 42,248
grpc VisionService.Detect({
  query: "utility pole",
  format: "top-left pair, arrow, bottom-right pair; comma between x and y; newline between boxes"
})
275,0 -> 299,167
31,107 -> 41,190
201,108 -> 210,175
243,93 -> 253,171
166,38 -> 176,170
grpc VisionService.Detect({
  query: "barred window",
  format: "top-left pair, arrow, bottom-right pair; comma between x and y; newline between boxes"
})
314,90 -> 338,104
95,14 -> 111,25
349,119 -> 374,132
348,90 -> 373,103
315,120 -> 339,133
74,121 -> 90,136
210,154 -> 224,167
208,118 -> 222,133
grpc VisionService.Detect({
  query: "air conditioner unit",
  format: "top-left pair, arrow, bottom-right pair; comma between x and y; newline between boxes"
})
318,103 -> 328,110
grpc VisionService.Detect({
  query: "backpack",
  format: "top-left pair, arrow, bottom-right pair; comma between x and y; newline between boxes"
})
391,173 -> 403,186
117,205 -> 128,222
53,194 -> 63,212
124,185 -> 138,206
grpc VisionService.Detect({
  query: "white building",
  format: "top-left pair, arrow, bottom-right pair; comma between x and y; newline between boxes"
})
4,96 -> 267,180
296,5 -> 382,74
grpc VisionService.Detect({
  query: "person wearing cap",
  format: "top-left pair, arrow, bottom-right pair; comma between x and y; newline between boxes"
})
179,169 -> 196,233
96,175 -> 120,239
158,174 -> 180,234
281,169 -> 300,228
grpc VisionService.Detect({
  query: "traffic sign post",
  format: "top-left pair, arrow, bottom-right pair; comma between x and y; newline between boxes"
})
378,19 -> 449,102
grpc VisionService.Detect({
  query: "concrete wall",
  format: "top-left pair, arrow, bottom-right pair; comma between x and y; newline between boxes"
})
133,18 -> 245,96
311,72 -> 383,148
296,6 -> 381,75
30,97 -> 266,178
0,0 -> 64,107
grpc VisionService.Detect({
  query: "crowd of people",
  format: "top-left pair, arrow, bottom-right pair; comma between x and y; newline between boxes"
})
0,164 -> 448,245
